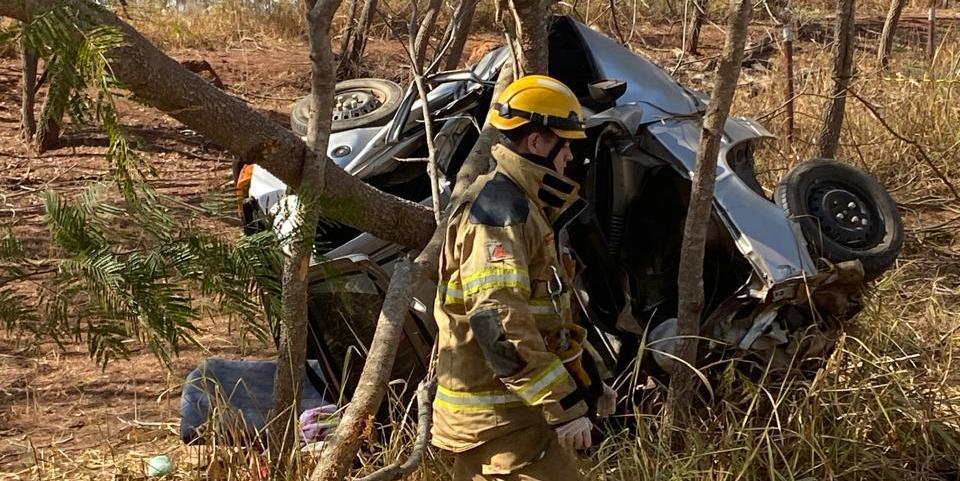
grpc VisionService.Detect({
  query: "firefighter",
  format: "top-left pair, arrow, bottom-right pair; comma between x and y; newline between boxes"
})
431,75 -> 616,481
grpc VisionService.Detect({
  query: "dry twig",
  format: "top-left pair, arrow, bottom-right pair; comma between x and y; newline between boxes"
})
847,89 -> 960,202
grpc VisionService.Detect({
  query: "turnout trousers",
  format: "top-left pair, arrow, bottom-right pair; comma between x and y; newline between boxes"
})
451,423 -> 584,481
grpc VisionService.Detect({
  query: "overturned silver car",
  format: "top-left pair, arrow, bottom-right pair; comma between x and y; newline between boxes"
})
236,17 -> 903,399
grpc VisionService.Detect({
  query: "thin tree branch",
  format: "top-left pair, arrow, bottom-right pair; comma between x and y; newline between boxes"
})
355,376 -> 437,481
847,89 -> 960,202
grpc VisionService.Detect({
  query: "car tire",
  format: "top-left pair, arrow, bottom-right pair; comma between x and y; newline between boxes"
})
775,159 -> 903,281
290,78 -> 403,136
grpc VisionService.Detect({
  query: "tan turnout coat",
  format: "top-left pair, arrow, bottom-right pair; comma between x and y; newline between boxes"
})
431,144 -> 589,453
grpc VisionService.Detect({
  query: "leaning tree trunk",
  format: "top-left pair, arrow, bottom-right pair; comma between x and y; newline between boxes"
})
337,0 -> 358,61
338,0 -> 377,78
877,0 -> 906,68
815,0 -> 856,160
666,0 -> 753,429
0,0 -> 435,250
443,0 -> 478,70
19,31 -> 37,143
309,257 -> 424,481
412,0 -> 443,69
686,0 -> 708,55
267,0 -> 342,474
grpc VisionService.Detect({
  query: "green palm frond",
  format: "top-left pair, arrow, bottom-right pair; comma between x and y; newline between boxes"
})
44,190 -> 108,254
0,23 -> 18,48
5,3 -> 284,367
0,232 -> 23,260
0,288 -> 36,332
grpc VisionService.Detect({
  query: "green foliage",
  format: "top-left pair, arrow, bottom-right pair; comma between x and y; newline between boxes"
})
29,187 -> 284,366
0,4 -> 284,366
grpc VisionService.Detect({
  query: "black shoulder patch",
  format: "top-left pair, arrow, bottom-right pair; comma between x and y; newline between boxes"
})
469,173 -> 529,226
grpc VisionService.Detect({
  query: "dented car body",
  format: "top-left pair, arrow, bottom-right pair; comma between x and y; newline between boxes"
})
238,17 -> 902,396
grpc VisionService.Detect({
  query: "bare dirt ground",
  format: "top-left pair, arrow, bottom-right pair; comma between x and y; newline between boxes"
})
0,33 -> 502,478
0,40 -> 311,478
1,11 -> 958,479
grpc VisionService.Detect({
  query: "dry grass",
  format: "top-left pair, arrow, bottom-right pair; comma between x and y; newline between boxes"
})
126,0 -> 308,49
4,1 -> 960,480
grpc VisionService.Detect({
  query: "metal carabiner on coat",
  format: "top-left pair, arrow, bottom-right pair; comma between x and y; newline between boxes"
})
548,265 -> 570,350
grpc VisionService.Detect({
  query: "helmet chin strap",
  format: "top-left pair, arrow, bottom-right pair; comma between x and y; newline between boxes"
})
517,134 -> 566,171
544,136 -> 566,171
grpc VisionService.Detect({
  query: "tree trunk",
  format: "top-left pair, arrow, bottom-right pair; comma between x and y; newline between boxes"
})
267,0 -> 342,474
338,0 -> 377,78
815,0 -> 856,160
337,0 -> 358,60
412,0 -> 443,69
310,256 -> 424,481
686,0 -> 708,55
0,0 -> 435,250
783,21 -> 795,149
506,0 -> 549,75
928,0 -> 936,62
19,31 -> 37,143
877,0 -> 906,68
666,0 -> 752,428
35,69 -> 68,153
443,0 -> 478,70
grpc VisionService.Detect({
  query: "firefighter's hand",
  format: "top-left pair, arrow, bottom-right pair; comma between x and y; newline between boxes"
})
555,416 -> 593,451
597,383 -> 616,418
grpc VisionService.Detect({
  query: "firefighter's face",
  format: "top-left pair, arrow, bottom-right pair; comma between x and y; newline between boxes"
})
528,130 -> 573,174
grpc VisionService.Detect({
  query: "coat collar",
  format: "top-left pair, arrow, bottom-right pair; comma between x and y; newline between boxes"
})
491,143 -> 587,228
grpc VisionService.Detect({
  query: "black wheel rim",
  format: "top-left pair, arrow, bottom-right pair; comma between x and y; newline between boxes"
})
807,180 -> 885,248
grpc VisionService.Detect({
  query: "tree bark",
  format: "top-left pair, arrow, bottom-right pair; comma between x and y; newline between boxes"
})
267,0 -> 342,473
355,376 -> 436,481
814,0 -> 856,160
0,0 -> 435,250
506,0 -> 549,75
338,0 -> 377,78
35,69 -> 67,153
310,256 -> 424,481
927,0 -> 936,62
443,0 -> 478,70
666,0 -> 752,428
877,0 -> 906,68
412,0 -> 443,70
19,31 -> 37,143
337,0 -> 358,61
783,21 -> 795,149
686,0 -> 708,55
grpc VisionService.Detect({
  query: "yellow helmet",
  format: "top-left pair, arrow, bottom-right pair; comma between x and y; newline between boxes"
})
489,75 -> 586,140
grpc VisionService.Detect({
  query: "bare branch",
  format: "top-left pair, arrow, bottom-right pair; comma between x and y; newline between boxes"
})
847,89 -> 960,202
355,376 -> 437,481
